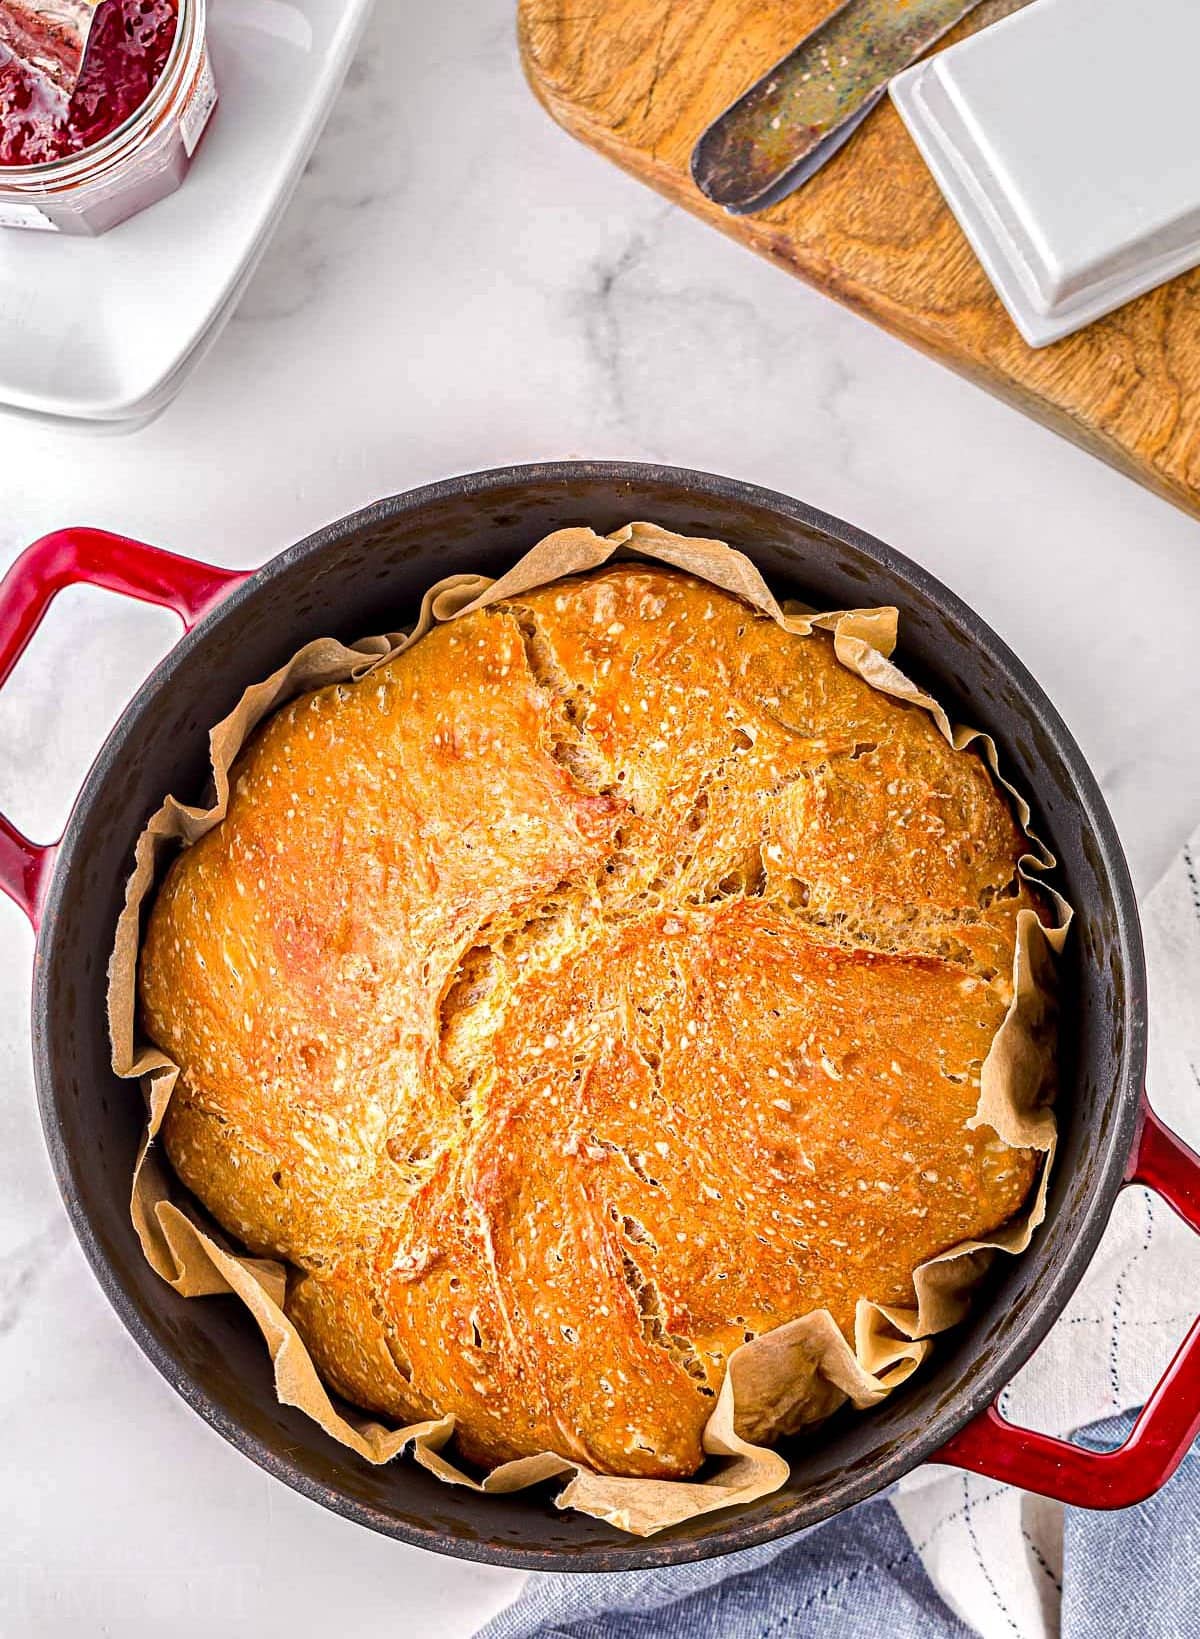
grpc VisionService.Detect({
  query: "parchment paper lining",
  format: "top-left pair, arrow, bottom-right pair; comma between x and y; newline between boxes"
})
108,523 -> 1069,1538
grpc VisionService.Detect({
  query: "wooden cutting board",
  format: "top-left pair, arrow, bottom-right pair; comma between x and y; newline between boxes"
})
518,0 -> 1200,520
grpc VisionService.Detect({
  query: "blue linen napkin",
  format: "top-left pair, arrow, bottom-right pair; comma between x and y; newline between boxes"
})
1060,1418 -> 1200,1638
476,1487 -> 968,1639
478,1421 -> 1199,1639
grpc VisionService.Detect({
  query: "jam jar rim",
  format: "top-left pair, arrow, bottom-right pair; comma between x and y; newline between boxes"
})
0,0 -> 202,183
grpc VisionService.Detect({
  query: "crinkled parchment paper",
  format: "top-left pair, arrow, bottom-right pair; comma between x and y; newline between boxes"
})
108,522 -> 1069,1537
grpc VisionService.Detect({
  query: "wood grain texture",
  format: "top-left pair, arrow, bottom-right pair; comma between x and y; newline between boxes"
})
518,0 -> 1200,518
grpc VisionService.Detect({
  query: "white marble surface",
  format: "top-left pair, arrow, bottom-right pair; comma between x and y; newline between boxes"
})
3,1 -> 1200,1634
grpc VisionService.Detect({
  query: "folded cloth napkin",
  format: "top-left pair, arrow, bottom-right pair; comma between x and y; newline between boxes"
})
479,823 -> 1200,1639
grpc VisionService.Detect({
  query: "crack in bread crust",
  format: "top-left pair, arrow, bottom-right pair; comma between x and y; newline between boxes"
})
139,566 -> 1048,1480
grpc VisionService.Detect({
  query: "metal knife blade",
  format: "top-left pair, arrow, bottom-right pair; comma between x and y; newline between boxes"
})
691,0 -> 988,215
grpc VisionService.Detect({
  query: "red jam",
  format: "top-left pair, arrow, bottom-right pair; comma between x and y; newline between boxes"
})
0,0 -> 178,166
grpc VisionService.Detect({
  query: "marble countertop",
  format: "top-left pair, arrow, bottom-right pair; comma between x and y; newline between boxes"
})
3,1 -> 1200,1633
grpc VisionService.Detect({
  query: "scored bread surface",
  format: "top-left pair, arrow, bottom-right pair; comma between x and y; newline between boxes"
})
139,566 -> 1041,1479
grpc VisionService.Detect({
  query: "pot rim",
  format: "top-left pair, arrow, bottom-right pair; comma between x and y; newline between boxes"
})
30,461 -> 1148,1571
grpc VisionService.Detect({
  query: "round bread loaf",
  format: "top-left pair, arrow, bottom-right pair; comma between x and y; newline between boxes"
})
139,565 -> 1041,1479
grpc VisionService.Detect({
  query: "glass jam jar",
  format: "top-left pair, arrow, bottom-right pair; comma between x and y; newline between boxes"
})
0,0 -> 217,235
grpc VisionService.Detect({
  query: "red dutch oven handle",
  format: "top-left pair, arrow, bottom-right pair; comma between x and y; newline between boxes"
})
935,1096 -> 1200,1507
0,528 -> 249,931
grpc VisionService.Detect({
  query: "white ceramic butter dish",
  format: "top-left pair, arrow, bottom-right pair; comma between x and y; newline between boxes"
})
890,0 -> 1200,347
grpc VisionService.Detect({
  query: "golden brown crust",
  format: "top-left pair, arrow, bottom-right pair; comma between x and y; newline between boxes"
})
139,566 -> 1041,1479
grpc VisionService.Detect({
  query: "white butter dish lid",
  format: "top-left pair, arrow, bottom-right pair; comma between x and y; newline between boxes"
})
889,0 -> 1200,347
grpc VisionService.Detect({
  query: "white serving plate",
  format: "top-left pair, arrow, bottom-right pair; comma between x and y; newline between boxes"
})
890,0 -> 1200,349
0,0 -> 375,425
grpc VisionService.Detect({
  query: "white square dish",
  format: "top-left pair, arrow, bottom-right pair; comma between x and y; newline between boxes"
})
890,0 -> 1200,348
0,0 -> 375,424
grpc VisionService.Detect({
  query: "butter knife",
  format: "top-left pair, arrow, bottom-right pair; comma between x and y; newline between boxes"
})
691,0 -> 989,215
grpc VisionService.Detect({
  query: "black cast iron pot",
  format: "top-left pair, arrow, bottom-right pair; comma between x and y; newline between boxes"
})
3,463 -> 1199,1572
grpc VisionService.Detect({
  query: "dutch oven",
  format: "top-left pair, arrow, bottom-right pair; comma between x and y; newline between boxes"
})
2,463 -> 1198,1571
